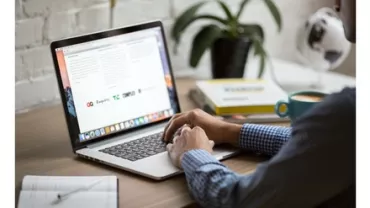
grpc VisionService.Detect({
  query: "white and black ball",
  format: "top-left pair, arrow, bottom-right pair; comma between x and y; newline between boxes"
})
296,7 -> 351,71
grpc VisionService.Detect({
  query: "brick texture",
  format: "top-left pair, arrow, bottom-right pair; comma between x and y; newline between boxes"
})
23,0 -> 77,17
15,52 -> 25,82
22,46 -> 54,77
77,3 -> 110,34
15,17 -> 44,48
15,0 -> 24,20
44,11 -> 78,41
113,0 -> 171,27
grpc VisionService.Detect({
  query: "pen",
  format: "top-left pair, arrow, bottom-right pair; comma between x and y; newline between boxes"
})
56,179 -> 103,201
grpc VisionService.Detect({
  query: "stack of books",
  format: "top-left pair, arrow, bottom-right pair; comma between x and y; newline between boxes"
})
188,79 -> 290,124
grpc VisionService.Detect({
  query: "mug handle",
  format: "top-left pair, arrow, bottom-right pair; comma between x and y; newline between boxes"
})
275,100 -> 289,118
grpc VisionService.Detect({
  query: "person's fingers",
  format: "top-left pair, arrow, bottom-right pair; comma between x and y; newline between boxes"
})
163,115 -> 190,142
180,125 -> 191,136
162,113 -> 182,142
192,126 -> 205,134
209,140 -> 215,148
172,135 -> 180,144
166,143 -> 177,163
166,143 -> 173,152
163,113 -> 183,140
174,124 -> 188,137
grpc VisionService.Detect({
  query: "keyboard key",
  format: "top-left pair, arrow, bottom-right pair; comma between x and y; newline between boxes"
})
155,147 -> 166,153
147,151 -> 156,155
118,153 -> 127,157
138,153 -> 147,157
100,149 -> 109,153
127,157 -> 136,161
108,150 -> 118,154
123,153 -> 133,157
135,155 -> 143,160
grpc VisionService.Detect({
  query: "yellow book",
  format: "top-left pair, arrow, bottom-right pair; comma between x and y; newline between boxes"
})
195,79 -> 287,115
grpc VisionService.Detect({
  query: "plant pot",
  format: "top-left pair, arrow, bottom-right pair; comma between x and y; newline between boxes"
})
210,37 -> 251,79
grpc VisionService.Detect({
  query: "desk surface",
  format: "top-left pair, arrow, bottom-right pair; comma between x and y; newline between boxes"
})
15,78 -> 289,208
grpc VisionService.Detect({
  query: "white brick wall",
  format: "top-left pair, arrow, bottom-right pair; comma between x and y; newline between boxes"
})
15,17 -> 44,48
15,0 -> 356,112
23,0 -> 76,17
113,0 -> 171,27
22,46 -> 54,77
78,3 -> 110,33
15,0 -> 24,19
45,11 -> 78,41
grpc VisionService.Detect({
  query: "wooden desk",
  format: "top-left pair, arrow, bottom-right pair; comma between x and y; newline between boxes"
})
16,78 -> 289,208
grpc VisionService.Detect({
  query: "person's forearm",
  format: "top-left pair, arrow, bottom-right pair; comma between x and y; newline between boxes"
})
225,123 -> 292,156
221,123 -> 243,146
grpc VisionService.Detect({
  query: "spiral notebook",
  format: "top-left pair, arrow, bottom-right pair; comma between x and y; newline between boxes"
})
17,175 -> 118,208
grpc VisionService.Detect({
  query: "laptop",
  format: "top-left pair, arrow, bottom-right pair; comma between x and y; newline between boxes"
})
50,21 -> 239,180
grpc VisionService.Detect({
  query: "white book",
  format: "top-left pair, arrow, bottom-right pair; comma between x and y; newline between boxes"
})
17,175 -> 118,208
195,79 -> 287,115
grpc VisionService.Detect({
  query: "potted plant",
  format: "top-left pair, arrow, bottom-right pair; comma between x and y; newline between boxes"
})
171,0 -> 282,78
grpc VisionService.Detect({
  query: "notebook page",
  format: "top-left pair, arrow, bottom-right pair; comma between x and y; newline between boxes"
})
17,191 -> 117,208
22,176 -> 117,192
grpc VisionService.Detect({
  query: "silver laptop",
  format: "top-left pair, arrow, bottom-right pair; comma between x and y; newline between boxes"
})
50,21 -> 239,180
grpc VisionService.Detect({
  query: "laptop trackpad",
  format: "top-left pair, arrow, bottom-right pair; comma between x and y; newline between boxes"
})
135,152 -> 182,177
213,145 -> 240,160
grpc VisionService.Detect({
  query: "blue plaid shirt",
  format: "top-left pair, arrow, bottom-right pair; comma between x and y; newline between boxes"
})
181,88 -> 355,208
181,124 -> 291,208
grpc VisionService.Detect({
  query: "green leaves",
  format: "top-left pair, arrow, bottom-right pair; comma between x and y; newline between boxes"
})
170,1 -> 228,54
236,0 -> 251,20
238,24 -> 264,42
171,1 -> 207,52
257,50 -> 266,78
217,1 -> 234,22
263,0 -> 282,31
250,35 -> 267,78
190,25 -> 223,67
239,24 -> 266,77
237,0 -> 281,32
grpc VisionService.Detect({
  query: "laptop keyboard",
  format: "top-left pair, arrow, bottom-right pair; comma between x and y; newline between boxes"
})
99,132 -> 167,161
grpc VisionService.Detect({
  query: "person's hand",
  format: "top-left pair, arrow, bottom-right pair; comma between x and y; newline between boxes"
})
166,125 -> 215,168
163,109 -> 242,145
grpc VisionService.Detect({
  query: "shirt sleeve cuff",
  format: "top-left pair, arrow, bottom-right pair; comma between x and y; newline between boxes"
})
181,149 -> 221,171
238,123 -> 254,149
238,123 -> 291,156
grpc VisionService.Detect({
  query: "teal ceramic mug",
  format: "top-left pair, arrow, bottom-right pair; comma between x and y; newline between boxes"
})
275,91 -> 327,121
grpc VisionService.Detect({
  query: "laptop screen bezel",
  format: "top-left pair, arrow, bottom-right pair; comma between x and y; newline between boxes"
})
50,21 -> 181,152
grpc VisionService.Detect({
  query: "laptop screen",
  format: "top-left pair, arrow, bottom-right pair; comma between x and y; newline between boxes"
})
54,27 -> 178,143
